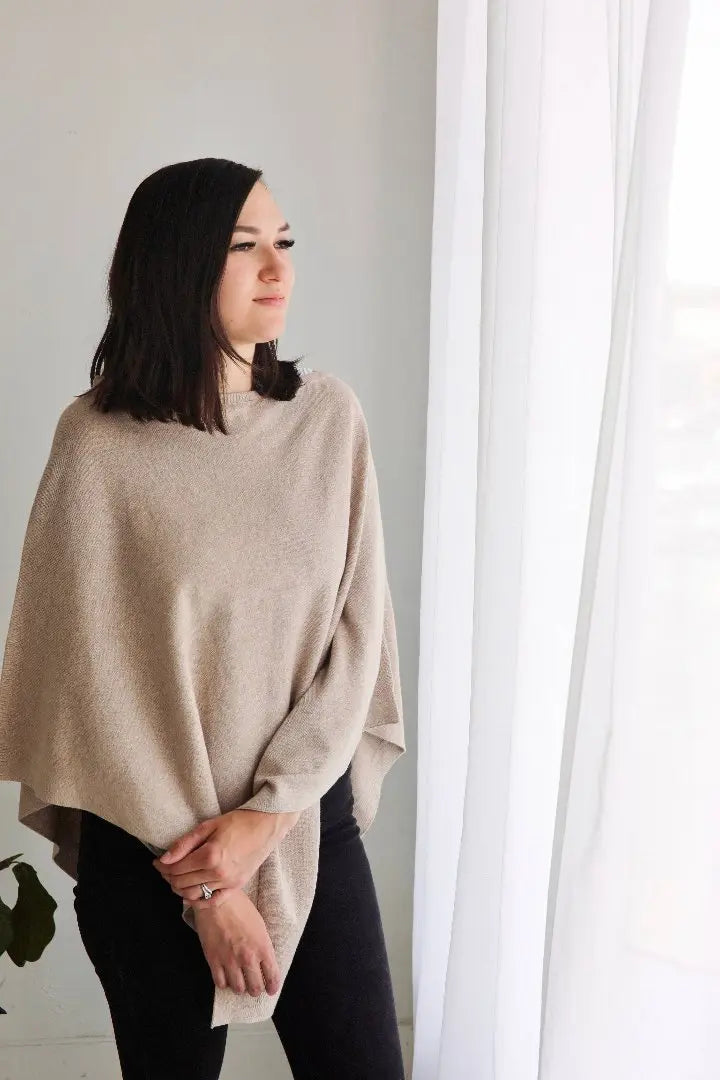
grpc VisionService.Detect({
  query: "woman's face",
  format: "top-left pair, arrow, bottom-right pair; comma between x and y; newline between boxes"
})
216,180 -> 296,359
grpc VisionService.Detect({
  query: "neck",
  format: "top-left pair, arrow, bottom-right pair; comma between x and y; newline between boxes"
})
222,352 -> 255,393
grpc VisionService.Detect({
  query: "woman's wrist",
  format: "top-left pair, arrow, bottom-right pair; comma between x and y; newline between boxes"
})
229,807 -> 301,848
274,809 -> 302,843
258,808 -> 302,846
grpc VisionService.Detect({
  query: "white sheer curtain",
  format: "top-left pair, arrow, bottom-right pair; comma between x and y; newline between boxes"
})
412,1 -> 694,1076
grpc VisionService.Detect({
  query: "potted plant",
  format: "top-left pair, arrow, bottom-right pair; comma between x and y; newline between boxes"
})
0,853 -> 57,1015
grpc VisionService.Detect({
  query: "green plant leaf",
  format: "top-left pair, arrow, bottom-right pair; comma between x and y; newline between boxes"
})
5,862 -> 57,965
0,854 -> 24,873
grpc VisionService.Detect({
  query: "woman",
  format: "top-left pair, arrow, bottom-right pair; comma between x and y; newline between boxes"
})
0,158 -> 406,1078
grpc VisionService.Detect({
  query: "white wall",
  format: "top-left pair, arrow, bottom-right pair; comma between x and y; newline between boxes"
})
0,1 -> 434,1075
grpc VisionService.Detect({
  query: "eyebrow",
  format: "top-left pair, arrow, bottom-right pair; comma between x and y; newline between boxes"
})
232,222 -> 291,235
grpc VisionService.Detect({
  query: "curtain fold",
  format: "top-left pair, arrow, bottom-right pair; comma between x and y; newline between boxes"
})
413,1 -> 691,1076
540,1 -> 692,1074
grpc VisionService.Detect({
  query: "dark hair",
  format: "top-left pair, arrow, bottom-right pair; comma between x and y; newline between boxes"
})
77,157 -> 302,435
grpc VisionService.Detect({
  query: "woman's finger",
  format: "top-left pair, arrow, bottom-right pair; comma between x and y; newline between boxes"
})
172,880 -> 222,899
260,957 -> 281,996
230,965 -> 246,995
242,962 -> 266,997
162,866 -> 237,892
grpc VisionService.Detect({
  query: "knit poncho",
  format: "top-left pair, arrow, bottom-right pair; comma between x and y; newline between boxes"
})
0,365 -> 406,1027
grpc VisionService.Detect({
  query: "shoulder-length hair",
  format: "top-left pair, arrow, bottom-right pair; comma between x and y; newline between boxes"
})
77,157 -> 302,435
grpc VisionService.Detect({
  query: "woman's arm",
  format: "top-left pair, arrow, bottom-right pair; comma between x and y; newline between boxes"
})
234,404 -> 393,817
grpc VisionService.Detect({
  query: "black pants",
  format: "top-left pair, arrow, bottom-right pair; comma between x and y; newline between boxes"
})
72,764 -> 406,1079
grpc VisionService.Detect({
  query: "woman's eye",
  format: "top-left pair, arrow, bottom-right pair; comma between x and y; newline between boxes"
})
230,239 -> 295,252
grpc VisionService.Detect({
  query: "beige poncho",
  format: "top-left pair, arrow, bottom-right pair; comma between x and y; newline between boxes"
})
0,365 -> 405,1027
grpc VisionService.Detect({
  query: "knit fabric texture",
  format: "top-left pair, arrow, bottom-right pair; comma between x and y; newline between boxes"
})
0,365 -> 406,1027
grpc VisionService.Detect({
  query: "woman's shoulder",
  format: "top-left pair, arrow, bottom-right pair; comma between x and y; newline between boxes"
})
45,390 -> 109,456
293,361 -> 366,420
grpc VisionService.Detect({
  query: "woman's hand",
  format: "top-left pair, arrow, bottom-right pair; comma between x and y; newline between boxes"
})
193,885 -> 282,998
151,807 -> 300,909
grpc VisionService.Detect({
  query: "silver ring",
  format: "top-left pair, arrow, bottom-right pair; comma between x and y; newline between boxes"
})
200,882 -> 213,900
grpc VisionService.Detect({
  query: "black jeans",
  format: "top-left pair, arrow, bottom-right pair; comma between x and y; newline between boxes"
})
72,764 -> 406,1079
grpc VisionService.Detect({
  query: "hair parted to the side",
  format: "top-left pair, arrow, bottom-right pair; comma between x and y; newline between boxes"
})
76,157 -> 303,435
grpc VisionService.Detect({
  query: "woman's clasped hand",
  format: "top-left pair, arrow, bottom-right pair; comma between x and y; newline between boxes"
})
151,806 -> 300,908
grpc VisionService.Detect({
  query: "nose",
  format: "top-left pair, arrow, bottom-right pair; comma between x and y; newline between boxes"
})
260,260 -> 292,290
260,262 -> 282,283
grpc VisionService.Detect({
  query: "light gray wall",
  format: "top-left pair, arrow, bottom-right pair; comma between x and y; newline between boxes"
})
0,1 -> 434,1074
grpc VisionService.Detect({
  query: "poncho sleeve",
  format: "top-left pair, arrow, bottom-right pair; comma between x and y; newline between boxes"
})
235,398 -> 400,818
